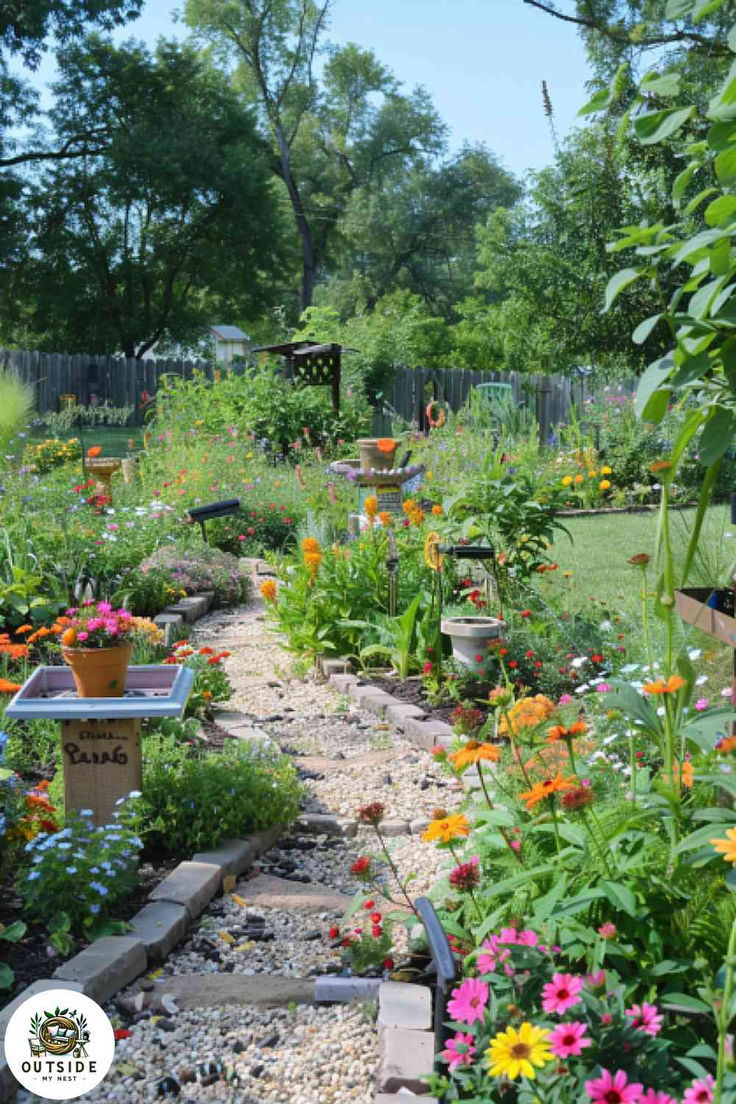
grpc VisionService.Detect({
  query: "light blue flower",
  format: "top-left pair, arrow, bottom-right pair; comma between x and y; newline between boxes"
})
89,904 -> 100,915
56,842 -> 72,850
27,871 -> 40,881
89,867 -> 100,874
106,834 -> 121,842
89,881 -> 108,896
66,866 -> 77,874
128,790 -> 142,799
79,809 -> 94,816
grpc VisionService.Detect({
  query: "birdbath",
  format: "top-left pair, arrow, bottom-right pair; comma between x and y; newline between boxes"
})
6,665 -> 193,826
85,456 -> 123,501
329,457 -> 425,532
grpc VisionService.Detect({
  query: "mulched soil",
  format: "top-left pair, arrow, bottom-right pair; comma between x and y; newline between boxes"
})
1,854 -> 178,1002
369,674 -> 461,727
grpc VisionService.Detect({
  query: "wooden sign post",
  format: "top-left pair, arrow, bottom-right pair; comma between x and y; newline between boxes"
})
60,718 -> 142,826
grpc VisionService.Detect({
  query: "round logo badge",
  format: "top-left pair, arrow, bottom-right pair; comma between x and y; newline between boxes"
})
4,988 -> 115,1099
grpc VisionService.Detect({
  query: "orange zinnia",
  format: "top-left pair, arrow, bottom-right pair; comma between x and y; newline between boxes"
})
60,627 -> 77,647
643,674 -> 686,695
547,720 -> 588,743
519,773 -> 577,810
450,741 -> 501,772
376,438 -> 396,454
0,678 -> 21,693
87,445 -> 103,457
422,813 -> 471,844
15,624 -> 33,634
718,737 -> 736,753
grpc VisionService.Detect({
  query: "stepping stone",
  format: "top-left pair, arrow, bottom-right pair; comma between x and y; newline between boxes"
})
146,974 -> 315,1010
238,872 -> 351,912
294,749 -> 401,773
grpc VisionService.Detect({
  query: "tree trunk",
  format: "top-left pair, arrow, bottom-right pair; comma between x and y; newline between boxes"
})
274,128 -> 316,312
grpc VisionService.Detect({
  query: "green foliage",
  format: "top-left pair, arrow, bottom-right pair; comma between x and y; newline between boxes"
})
135,735 -> 302,855
16,808 -> 142,935
0,369 -> 34,458
113,564 -> 179,618
22,436 -> 81,474
17,37 -> 284,355
141,545 -> 249,609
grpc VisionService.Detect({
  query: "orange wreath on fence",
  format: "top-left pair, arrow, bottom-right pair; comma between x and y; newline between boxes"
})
426,401 -> 446,428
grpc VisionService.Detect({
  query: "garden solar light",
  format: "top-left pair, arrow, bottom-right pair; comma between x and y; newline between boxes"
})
187,498 -> 241,543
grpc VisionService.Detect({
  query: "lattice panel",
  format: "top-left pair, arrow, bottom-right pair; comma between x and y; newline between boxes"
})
294,352 -> 340,386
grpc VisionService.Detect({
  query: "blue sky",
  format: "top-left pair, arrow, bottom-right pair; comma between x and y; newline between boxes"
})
19,0 -> 594,179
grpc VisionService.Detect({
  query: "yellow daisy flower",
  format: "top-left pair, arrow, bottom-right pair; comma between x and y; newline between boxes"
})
487,1022 -> 552,1081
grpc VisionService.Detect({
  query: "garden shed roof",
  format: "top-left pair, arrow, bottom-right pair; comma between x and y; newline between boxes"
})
211,325 -> 248,341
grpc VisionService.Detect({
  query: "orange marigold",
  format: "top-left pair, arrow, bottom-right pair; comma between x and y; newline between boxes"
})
260,579 -> 277,602
364,495 -> 378,519
378,511 -> 393,528
498,695 -> 555,736
376,438 -> 397,454
431,504 -> 443,516
87,445 -> 103,458
301,537 -> 321,554
60,627 -> 77,647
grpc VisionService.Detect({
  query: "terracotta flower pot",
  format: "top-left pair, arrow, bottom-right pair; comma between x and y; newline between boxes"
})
61,643 -> 133,698
356,438 -> 398,472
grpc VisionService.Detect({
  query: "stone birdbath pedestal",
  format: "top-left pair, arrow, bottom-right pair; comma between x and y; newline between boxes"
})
6,665 -> 193,826
85,456 -> 123,502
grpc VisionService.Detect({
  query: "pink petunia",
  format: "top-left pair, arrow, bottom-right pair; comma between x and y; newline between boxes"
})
585,1068 -> 644,1103
548,1020 -> 592,1058
541,972 -> 584,1015
517,929 -> 540,947
625,1002 -> 663,1037
596,682 -> 613,693
683,1075 -> 715,1104
641,1091 -> 678,1104
446,978 -> 488,1025
96,601 -> 112,613
441,1031 -> 476,1070
498,927 -> 518,944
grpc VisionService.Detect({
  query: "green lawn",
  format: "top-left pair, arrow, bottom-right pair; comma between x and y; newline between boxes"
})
549,505 -> 735,690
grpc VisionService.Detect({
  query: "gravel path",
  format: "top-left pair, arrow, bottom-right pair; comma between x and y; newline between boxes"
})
77,595 -> 457,1102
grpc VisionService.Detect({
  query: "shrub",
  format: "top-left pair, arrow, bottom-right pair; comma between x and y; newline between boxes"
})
135,735 -> 302,854
22,437 -> 82,474
113,564 -> 180,617
141,544 -> 249,607
165,641 -> 233,717
0,369 -> 35,459
209,500 -> 297,556
16,807 -> 142,935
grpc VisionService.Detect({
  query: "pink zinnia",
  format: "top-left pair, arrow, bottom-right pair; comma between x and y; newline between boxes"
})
97,601 -> 112,613
641,1092 -> 678,1104
498,927 -> 518,944
683,1075 -> 715,1104
548,1020 -> 591,1058
446,978 -> 488,1025
625,1001 -> 663,1037
585,1068 -> 644,1103
541,972 -> 584,1014
694,698 -> 709,711
586,969 -> 606,989
598,922 -> 617,940
558,693 -> 574,704
441,1031 -> 476,1070
517,929 -> 540,947
596,682 -> 612,693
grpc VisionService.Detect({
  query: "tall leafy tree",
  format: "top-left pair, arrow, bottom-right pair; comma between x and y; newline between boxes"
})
13,37 -> 286,355
184,0 -> 445,309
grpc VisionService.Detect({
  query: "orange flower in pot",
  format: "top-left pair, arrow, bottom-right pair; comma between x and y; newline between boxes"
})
60,601 -> 136,698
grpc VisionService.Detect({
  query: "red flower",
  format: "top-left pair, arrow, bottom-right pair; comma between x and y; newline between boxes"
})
114,1029 -> 132,1041
370,911 -> 382,924
364,899 -> 376,910
372,925 -> 383,937
509,661 -> 518,669
351,856 -> 372,877
525,650 -> 535,659
383,958 -> 394,970
329,926 -> 339,939
520,610 -> 531,618
475,654 -> 483,663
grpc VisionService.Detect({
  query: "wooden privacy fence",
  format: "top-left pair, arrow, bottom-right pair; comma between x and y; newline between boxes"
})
2,349 -> 598,439
0,350 -> 211,426
373,366 -> 594,441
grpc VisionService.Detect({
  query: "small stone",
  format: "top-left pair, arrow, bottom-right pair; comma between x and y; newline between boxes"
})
140,981 -> 155,992
250,1065 -> 264,1078
257,1032 -> 279,1049
158,1020 -> 176,1034
156,1076 -> 180,1097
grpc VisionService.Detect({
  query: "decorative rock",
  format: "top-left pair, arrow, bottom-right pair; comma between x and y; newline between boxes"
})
127,901 -> 190,962
149,860 -> 222,919
53,936 -> 146,1003
378,982 -> 432,1031
380,819 -> 411,837
314,976 -> 382,1003
294,813 -> 357,839
376,1026 -> 435,1094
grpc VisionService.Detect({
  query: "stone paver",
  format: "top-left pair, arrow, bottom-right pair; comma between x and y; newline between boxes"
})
294,812 -> 358,838
148,860 -> 222,918
378,982 -> 432,1031
53,937 -> 146,1003
145,973 -> 315,1010
127,901 -> 189,962
376,1027 -> 435,1094
241,872 -> 351,912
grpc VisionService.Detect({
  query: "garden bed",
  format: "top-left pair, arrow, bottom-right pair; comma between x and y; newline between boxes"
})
369,673 -> 460,727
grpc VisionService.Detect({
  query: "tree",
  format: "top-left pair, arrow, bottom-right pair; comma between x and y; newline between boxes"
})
184,0 -> 445,310
462,122 -> 665,376
327,144 -> 520,318
12,37 -> 286,355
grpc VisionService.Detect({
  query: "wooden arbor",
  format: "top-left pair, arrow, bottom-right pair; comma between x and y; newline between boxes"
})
253,341 -> 345,413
